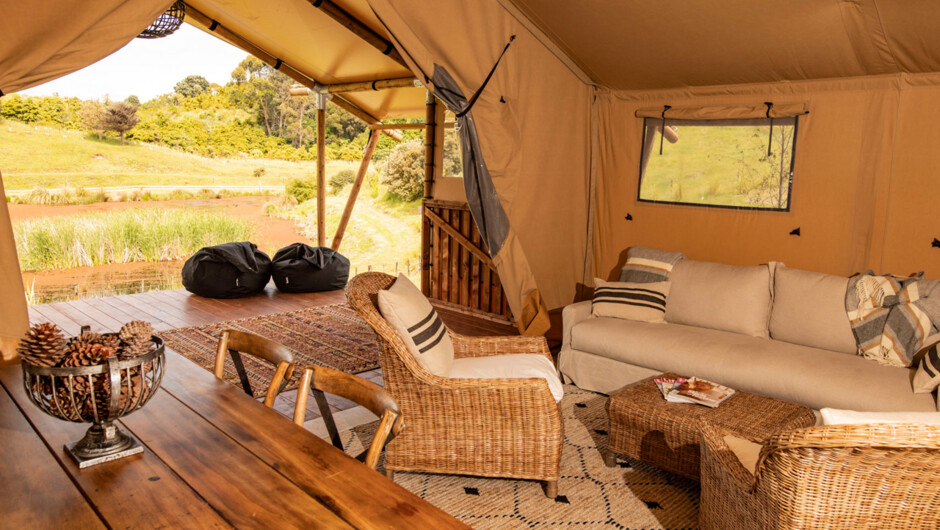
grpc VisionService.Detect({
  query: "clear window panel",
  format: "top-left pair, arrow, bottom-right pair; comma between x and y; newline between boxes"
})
638,117 -> 798,211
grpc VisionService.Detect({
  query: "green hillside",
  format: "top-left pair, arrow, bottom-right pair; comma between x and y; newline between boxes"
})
0,120 -> 352,190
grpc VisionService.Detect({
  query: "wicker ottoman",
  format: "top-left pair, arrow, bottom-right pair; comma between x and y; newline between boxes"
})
605,373 -> 815,480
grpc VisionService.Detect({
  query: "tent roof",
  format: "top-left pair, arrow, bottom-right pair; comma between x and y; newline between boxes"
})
509,0 -> 940,90
188,0 -> 426,119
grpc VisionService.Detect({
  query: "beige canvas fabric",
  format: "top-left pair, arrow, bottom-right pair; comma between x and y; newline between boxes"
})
665,260 -> 771,338
377,274 -> 454,376
186,0 -> 425,120
0,174 -> 27,364
770,266 -> 858,354
569,317 -> 937,412
0,0 -> 171,94
368,0 -> 592,318
820,408 -> 940,425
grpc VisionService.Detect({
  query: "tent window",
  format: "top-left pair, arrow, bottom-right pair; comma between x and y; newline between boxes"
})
638,117 -> 798,211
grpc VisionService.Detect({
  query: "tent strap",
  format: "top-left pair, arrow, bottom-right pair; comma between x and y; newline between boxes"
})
455,35 -> 516,119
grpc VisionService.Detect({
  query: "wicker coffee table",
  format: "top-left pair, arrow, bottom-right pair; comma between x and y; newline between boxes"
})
605,373 -> 815,480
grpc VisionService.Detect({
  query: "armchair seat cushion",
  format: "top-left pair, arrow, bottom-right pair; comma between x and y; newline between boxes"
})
723,435 -> 761,475
449,354 -> 564,402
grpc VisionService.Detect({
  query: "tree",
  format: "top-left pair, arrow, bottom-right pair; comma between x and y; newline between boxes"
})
125,95 -> 140,107
174,75 -> 210,98
79,100 -> 106,140
100,101 -> 140,145
382,139 -> 425,200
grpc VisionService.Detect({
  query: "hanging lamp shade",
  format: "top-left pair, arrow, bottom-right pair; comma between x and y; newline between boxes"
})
137,1 -> 185,39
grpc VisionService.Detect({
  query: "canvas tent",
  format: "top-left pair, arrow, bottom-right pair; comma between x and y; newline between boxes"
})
2,0 -> 940,360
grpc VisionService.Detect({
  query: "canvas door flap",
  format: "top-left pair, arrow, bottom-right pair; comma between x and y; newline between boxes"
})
0,0 -> 172,94
492,231 -> 551,336
0,173 -> 28,363
635,102 -> 809,120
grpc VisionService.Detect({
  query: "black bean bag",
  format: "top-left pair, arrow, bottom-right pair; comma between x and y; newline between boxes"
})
181,241 -> 271,298
271,244 -> 350,293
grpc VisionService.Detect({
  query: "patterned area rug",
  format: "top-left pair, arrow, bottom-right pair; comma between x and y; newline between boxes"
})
159,304 -> 378,397
341,385 -> 700,529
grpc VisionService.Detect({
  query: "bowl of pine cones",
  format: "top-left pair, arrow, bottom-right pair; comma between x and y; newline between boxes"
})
18,320 -> 165,468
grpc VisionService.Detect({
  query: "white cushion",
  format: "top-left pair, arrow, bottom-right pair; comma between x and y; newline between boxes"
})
820,408 -> 940,425
449,354 -> 564,402
665,260 -> 772,338
592,278 -> 670,323
377,273 -> 454,376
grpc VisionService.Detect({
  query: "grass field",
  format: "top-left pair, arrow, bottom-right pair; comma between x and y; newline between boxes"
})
640,122 -> 794,208
14,209 -> 254,271
0,121 -> 355,190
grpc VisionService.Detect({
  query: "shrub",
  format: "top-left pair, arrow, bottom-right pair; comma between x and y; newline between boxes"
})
263,195 -> 298,216
27,187 -> 52,205
382,139 -> 424,201
329,169 -> 356,195
286,179 -> 317,203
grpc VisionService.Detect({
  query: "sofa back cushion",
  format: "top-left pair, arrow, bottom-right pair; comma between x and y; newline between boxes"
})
769,266 -> 858,354
664,260 -> 771,338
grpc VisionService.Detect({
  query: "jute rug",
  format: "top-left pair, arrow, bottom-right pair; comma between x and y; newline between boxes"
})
159,304 -> 378,397
341,384 -> 700,529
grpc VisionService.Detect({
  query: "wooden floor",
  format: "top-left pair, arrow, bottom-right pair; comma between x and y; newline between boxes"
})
28,284 -> 519,421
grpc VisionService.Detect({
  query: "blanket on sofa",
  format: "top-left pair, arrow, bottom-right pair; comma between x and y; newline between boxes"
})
619,246 -> 685,283
846,271 -> 940,367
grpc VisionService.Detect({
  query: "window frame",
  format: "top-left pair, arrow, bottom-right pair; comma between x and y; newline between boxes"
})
636,116 -> 800,212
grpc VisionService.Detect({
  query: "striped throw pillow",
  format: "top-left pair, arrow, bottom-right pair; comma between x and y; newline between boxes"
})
592,278 -> 670,323
377,273 -> 454,376
912,336 -> 940,393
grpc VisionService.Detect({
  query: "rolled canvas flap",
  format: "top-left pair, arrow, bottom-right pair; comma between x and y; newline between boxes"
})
0,173 -> 28,364
635,102 -> 809,120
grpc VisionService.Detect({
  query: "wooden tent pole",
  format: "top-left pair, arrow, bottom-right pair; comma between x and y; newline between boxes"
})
317,95 -> 327,247
369,122 -> 455,131
420,92 -> 438,293
185,5 -> 398,139
331,131 -> 380,251
289,77 -> 420,96
304,0 -> 408,68
424,92 -> 437,200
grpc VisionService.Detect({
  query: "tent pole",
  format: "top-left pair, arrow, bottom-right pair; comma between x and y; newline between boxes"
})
303,0 -> 407,68
186,5 -> 399,140
289,77 -> 421,96
421,91 -> 438,293
317,94 -> 327,247
332,131 -> 380,251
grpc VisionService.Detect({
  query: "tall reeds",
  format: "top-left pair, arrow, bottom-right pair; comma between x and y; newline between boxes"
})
14,209 -> 253,271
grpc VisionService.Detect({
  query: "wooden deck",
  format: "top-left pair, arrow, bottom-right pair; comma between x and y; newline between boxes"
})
27,284 -> 519,421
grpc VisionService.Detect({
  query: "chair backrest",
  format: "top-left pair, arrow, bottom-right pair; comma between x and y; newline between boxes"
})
215,329 -> 295,408
754,423 -> 940,524
293,365 -> 403,470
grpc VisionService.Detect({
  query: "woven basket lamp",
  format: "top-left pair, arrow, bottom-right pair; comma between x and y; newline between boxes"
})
137,1 -> 186,39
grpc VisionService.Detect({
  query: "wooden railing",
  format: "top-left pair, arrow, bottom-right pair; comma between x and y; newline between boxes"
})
422,200 -> 512,322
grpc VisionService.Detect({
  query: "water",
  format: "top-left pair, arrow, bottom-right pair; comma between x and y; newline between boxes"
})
23,261 -> 185,304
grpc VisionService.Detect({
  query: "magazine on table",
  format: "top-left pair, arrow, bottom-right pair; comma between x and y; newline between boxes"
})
655,376 -> 735,408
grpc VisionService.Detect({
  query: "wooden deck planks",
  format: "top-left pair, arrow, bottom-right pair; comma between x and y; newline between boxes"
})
29,285 -> 517,337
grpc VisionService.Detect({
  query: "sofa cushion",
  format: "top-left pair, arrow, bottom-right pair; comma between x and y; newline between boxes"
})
723,435 -> 761,474
570,317 -> 937,412
820,408 -> 940,425
592,278 -> 669,323
770,266 -> 857,354
665,260 -> 772,338
449,354 -> 563,402
378,273 -> 454,376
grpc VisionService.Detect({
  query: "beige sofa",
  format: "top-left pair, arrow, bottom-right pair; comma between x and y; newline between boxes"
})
559,259 -> 939,412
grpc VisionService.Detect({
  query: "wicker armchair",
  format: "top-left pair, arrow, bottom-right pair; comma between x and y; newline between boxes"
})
700,422 -> 940,529
345,272 -> 563,497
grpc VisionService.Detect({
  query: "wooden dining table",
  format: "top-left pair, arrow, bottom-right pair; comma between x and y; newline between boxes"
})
0,349 -> 467,529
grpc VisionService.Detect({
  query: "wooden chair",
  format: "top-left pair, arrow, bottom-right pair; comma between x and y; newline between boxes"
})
215,329 -> 295,408
700,422 -> 940,529
293,365 -> 403,471
345,272 -> 563,497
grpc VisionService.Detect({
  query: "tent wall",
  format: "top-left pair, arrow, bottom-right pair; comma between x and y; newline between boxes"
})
593,73 -> 940,281
369,0 -> 592,311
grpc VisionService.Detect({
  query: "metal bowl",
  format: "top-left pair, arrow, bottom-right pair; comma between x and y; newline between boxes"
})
21,336 -> 165,468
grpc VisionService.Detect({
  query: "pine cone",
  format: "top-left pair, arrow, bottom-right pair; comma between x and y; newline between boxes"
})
17,323 -> 67,367
98,334 -> 121,351
68,331 -> 102,354
82,375 -> 147,420
118,321 -> 155,359
62,342 -> 116,368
